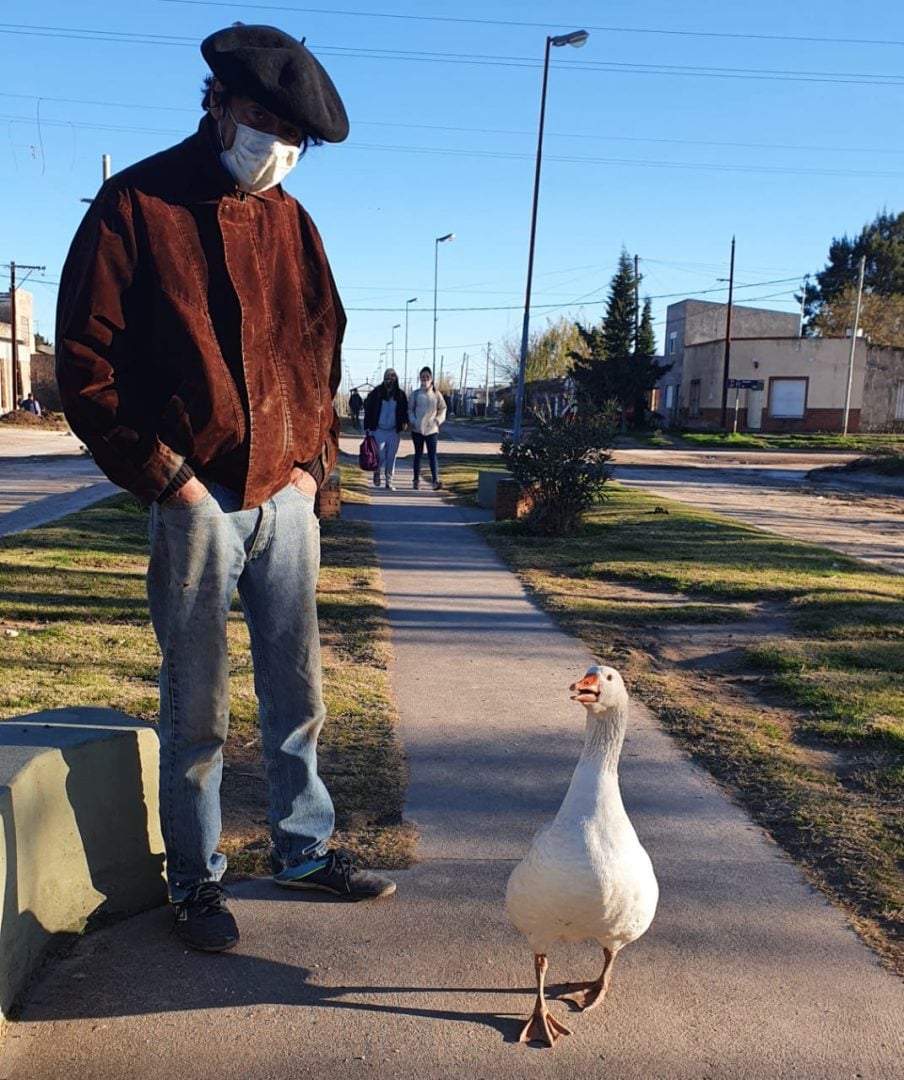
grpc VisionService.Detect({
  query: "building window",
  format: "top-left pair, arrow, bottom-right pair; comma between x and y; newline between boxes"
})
664,384 -> 675,409
689,379 -> 701,417
668,331 -> 677,355
769,377 -> 807,419
895,382 -> 904,420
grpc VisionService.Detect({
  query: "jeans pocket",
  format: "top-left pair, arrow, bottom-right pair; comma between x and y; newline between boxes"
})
160,492 -> 213,513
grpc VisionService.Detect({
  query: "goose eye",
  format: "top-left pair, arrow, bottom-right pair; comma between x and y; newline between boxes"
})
606,674 -> 613,681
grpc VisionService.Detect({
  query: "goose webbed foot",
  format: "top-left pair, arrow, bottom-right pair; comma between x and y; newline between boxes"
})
519,952 -> 572,1047
519,1001 -> 572,1046
558,980 -> 607,1011
558,947 -> 617,1012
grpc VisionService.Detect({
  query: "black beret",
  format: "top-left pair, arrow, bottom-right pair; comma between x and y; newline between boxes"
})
201,24 -> 349,143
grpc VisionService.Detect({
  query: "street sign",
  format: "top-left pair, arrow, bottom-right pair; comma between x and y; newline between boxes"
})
727,379 -> 764,390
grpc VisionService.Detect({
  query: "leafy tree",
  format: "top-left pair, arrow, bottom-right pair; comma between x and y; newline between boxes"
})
34,332 -> 53,349
570,253 -> 670,423
811,285 -> 904,347
498,317 -> 585,385
501,407 -> 616,535
802,210 -> 904,345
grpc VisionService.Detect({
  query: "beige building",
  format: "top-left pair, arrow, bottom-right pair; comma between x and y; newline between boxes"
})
0,290 -> 35,415
657,299 -> 800,424
679,335 -> 904,433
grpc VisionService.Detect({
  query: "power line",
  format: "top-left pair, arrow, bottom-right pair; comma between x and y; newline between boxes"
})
7,112 -> 904,181
154,2 -> 904,49
5,90 -> 904,158
3,25 -> 904,87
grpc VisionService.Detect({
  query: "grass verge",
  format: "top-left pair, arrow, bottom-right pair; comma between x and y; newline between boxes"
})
460,480 -> 903,972
680,431 -> 904,452
0,480 -> 413,881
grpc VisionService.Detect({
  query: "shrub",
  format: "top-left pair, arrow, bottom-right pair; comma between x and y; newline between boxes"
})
501,407 -> 616,534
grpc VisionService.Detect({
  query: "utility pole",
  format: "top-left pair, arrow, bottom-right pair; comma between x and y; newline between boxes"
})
842,254 -> 867,436
81,154 -> 112,204
7,261 -> 46,405
633,253 -> 640,353
484,342 -> 491,411
719,236 -> 736,430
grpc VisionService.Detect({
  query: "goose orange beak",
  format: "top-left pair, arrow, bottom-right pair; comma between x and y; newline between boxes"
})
570,673 -> 601,703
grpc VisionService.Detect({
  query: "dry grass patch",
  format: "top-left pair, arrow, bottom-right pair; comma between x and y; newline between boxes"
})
0,487 -> 413,881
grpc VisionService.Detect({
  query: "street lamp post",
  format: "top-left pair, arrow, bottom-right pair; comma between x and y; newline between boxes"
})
433,233 -> 455,374
512,29 -> 589,445
390,323 -> 401,371
404,297 -> 418,391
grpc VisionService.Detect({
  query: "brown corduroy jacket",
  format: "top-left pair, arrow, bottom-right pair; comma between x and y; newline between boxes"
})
56,118 -> 345,508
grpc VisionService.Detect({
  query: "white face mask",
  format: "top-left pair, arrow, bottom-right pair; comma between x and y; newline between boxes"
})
219,111 -> 300,193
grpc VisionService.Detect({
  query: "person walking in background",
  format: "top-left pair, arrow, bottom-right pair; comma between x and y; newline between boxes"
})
407,366 -> 447,490
348,387 -> 363,430
55,23 -> 395,955
363,369 -> 408,490
20,393 -> 42,416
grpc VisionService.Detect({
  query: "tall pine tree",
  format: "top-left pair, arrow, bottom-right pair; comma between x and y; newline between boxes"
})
571,255 -> 670,424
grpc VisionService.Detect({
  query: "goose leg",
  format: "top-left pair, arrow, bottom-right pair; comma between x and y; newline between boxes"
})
559,947 -> 617,1012
519,953 -> 572,1047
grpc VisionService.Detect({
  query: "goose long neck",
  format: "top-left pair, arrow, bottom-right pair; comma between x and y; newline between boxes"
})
581,700 -> 628,775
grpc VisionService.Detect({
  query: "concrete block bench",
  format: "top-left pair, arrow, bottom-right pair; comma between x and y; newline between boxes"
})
0,708 -> 166,1021
476,469 -> 513,509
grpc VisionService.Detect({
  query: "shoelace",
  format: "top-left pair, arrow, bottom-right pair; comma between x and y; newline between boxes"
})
326,849 -> 355,890
182,882 -> 230,916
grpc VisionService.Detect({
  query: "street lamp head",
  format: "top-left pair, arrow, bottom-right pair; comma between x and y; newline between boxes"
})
436,233 -> 455,243
393,323 -> 401,330
550,29 -> 589,48
407,297 -> 418,304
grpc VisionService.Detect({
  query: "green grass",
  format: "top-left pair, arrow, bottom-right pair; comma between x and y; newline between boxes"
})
681,431 -> 904,452
0,488 -> 413,879
459,479 -> 904,969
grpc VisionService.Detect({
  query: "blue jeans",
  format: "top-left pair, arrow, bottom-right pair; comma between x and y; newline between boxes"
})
147,481 -> 334,899
411,432 -> 439,485
374,428 -> 401,481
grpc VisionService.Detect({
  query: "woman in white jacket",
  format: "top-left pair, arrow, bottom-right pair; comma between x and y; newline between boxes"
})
407,367 -> 448,490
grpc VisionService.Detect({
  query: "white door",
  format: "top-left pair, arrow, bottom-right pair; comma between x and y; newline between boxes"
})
747,389 -> 763,430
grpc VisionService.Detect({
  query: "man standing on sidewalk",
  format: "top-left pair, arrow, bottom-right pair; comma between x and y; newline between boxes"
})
56,24 -> 395,953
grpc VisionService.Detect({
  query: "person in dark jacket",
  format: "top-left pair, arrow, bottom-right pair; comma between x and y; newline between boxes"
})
363,369 -> 408,490
55,24 -> 395,954
348,387 -> 363,430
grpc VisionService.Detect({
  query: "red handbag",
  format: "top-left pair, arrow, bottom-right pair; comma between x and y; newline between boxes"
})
358,434 -> 379,472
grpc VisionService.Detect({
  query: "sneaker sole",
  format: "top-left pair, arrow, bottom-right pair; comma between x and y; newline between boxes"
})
273,878 -> 397,900
176,934 -> 240,952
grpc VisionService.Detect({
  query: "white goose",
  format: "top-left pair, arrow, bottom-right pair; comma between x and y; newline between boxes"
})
505,663 -> 659,1047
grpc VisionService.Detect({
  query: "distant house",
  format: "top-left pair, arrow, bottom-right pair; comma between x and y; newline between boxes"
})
0,289 -> 36,414
654,297 -> 904,433
679,335 -> 904,433
30,343 -> 61,412
656,299 -> 800,425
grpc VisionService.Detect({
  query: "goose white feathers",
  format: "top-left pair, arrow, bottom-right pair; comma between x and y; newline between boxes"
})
505,663 -> 658,1046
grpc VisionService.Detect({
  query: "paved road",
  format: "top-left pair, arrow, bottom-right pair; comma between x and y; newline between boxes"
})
0,429 -> 113,536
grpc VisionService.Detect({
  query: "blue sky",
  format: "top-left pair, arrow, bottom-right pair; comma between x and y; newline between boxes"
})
4,1 -> 904,392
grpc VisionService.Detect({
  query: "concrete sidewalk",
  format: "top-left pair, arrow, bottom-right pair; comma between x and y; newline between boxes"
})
1,456 -> 902,1079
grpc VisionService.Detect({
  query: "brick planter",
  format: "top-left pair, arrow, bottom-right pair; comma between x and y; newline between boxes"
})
495,478 -> 534,521
315,467 -> 342,520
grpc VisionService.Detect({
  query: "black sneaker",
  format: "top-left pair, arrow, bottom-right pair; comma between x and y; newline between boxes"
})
273,849 -> 396,900
173,882 -> 239,952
